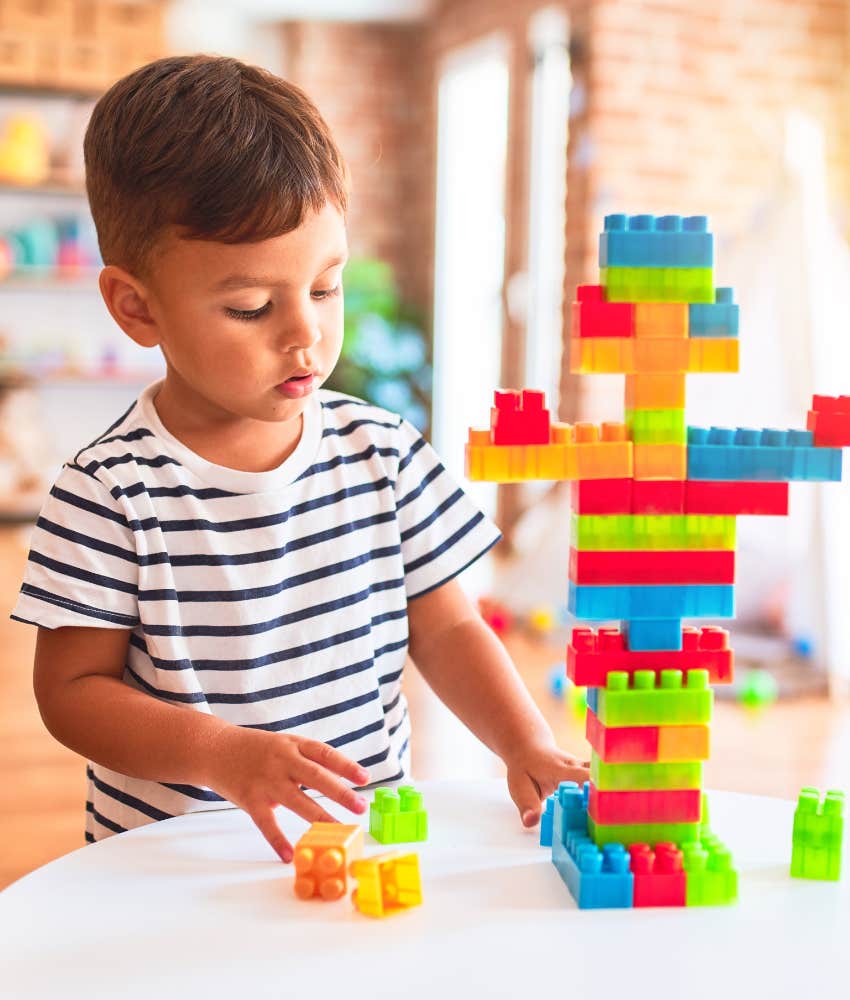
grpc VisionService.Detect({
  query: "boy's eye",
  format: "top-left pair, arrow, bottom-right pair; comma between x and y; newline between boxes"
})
224,302 -> 272,321
312,284 -> 342,300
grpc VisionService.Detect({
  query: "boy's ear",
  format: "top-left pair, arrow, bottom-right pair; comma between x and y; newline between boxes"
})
98,265 -> 161,348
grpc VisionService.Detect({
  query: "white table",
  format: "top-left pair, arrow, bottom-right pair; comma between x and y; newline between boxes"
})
1,780 -> 847,999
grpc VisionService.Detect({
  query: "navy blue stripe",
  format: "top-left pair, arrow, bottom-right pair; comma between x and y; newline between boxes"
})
125,663 -> 205,703
321,396 -> 372,410
388,708 -> 409,739
86,803 -> 128,836
396,460 -> 444,510
89,769 -> 174,822
250,688 -> 380,732
75,399 -> 138,459
51,484 -> 130,529
113,481 -> 241,501
400,488 -> 463,543
72,452 -> 183,477
405,511 -> 485,577
323,416 -> 398,438
297,442 -> 399,482
159,782 -> 225,802
408,530 -> 501,600
28,549 -> 138,595
378,666 -> 404,686
19,583 -> 138,626
37,516 -> 139,564
359,747 -> 396,770
85,831 -> 95,843
383,690 -> 402,715
87,427 -> 156,451
397,434 -> 426,476
327,718 -> 385,749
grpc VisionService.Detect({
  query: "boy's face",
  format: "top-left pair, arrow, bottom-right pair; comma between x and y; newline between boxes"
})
141,202 -> 348,427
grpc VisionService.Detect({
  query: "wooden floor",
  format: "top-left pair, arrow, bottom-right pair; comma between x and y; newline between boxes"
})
2,525 -> 849,890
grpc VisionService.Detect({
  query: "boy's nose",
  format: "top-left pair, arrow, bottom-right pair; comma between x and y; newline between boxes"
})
280,314 -> 321,351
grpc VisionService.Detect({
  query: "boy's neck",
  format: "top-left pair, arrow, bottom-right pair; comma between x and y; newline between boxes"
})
152,376 -> 304,474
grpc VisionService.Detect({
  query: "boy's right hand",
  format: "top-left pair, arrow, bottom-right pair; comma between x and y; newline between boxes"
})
206,727 -> 370,863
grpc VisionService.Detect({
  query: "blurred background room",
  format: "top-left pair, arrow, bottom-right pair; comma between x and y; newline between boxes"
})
1,0 -> 849,888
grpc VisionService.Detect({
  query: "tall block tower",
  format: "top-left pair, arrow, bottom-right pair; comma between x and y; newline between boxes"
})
466,212 -> 850,908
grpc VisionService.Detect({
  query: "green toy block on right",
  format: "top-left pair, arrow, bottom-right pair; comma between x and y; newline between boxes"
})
790,787 -> 845,881
370,786 -> 428,845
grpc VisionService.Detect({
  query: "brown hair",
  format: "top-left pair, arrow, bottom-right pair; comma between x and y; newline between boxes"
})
84,54 -> 349,275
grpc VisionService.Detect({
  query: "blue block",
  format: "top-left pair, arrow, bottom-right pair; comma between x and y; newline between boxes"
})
599,213 -> 713,269
551,784 -> 633,909
689,288 -> 739,338
586,687 -> 599,715
687,427 -> 843,482
568,584 -> 735,621
540,794 -> 554,847
625,618 -> 683,651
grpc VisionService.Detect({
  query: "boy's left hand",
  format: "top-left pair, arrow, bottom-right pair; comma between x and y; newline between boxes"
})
505,741 -> 590,828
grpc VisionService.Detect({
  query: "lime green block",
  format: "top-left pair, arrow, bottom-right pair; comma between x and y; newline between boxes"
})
596,669 -> 712,727
570,514 -> 736,551
790,787 -> 844,880
684,830 -> 738,905
591,755 -> 702,791
369,786 -> 428,845
601,266 -> 714,303
626,408 -> 687,445
589,816 -> 700,847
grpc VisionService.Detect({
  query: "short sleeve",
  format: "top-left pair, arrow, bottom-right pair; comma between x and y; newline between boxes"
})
394,419 -> 501,599
10,463 -> 140,630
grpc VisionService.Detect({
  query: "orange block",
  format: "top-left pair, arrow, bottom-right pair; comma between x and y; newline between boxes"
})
634,302 -> 688,339
626,374 -> 686,409
571,337 -> 739,375
293,823 -> 364,901
633,443 -> 687,480
657,725 -> 710,762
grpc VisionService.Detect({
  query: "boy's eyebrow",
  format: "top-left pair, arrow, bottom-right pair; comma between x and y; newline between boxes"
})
211,252 -> 349,292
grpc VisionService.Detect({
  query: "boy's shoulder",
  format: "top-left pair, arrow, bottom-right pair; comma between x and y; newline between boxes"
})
318,390 -> 410,438
67,391 -> 151,482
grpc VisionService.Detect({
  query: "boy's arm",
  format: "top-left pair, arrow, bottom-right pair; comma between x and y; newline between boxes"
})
407,578 -> 588,826
33,625 -> 369,860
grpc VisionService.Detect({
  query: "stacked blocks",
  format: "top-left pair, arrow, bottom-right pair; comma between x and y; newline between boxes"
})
466,212 -> 848,908
369,786 -> 428,845
790,787 -> 845,881
293,823 -> 364,901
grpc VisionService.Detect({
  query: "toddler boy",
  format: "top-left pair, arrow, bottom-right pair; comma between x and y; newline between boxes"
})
12,55 -> 588,862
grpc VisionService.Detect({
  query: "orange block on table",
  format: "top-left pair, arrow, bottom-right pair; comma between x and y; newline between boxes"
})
293,823 -> 364,901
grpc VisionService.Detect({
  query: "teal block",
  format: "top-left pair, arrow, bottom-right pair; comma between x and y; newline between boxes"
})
568,583 -> 734,621
687,426 -> 843,482
689,288 -> 739,338
600,214 -> 713,268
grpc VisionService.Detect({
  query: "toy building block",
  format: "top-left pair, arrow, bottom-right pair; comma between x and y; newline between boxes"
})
570,336 -> 738,375
689,288 -> 739,338
634,301 -> 688,339
625,618 -> 684,651
790,787 -> 845,881
626,373 -> 686,410
633,443 -> 687,480
683,833 -> 738,905
593,669 -> 713,728
569,548 -> 735,586
490,389 -> 550,445
568,583 -> 734,621
807,395 -> 850,447
629,843 -> 687,907
569,477 -> 633,514
687,426 -> 843,482
631,479 -> 685,514
626,408 -> 687,444
572,284 -> 634,338
591,756 -> 702,791
601,266 -> 713,304
599,214 -> 713,269
683,480 -> 789,516
687,337 -> 739,373
586,708 -> 710,763
370,786 -> 428,844
571,513 -> 736,551
588,816 -> 701,848
588,784 -> 702,825
293,823 -> 364,901
540,793 -> 555,847
350,851 -> 422,917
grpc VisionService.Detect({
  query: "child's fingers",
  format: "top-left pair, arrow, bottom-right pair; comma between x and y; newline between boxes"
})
508,770 -> 543,828
298,739 -> 370,786
283,786 -> 343,827
250,805 -> 295,864
295,760 -> 368,815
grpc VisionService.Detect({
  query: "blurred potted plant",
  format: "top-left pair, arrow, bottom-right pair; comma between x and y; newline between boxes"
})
326,257 -> 432,433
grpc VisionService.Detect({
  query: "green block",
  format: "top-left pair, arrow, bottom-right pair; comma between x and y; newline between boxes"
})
369,785 -> 428,845
790,787 -> 844,881
589,816 -> 700,847
626,408 -> 687,445
601,266 -> 714,303
570,514 -> 736,552
684,830 -> 738,905
596,669 -> 713,727
591,755 -> 702,791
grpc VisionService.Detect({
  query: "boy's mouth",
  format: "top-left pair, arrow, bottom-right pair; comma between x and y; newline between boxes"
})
276,371 -> 317,399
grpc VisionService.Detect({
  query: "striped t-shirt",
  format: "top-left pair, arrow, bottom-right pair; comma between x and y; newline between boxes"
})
11,380 -> 500,842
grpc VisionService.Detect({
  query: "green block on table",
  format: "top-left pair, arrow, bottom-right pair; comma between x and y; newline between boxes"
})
589,816 -> 700,847
684,830 -> 738,905
570,514 -> 736,551
601,266 -> 714,303
791,787 -> 844,881
596,669 -> 713,727
369,786 -> 428,844
591,756 -> 702,791
626,408 -> 687,445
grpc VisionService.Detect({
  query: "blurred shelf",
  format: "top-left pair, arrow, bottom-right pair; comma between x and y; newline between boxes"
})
0,180 -> 87,197
0,368 -> 160,387
0,268 -> 99,290
0,82 -> 100,101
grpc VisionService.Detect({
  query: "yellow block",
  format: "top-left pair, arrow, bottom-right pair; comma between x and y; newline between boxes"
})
571,337 -> 740,375
634,302 -> 688,338
689,337 -> 739,372
294,823 -> 364,901
625,374 -> 686,409
633,443 -> 687,480
350,851 -> 422,918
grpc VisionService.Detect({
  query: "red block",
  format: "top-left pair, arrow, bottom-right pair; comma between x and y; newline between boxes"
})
568,626 -> 733,686
588,785 -> 701,825
585,709 -> 711,763
572,284 -> 634,338
684,480 -> 789,515
569,478 -> 633,514
630,843 -> 686,907
569,548 -> 734,585
807,395 -> 850,447
490,388 -> 550,445
631,479 -> 685,514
